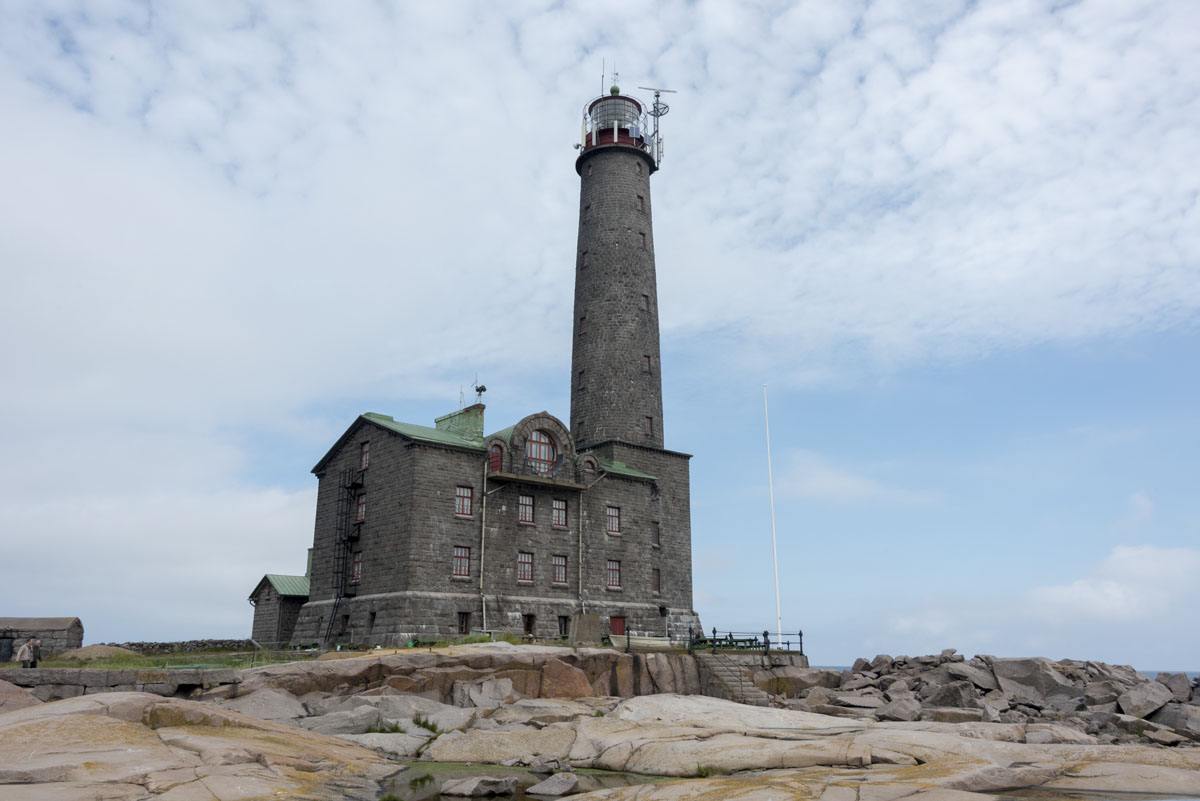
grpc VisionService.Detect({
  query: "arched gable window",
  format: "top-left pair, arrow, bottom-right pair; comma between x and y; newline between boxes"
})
526,430 -> 556,474
489,444 -> 503,473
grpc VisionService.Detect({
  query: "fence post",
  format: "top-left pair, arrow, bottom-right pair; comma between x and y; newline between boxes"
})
763,630 -> 770,657
798,630 -> 804,656
711,627 -> 717,655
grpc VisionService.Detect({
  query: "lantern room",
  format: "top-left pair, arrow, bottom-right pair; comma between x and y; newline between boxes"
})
579,85 -> 657,168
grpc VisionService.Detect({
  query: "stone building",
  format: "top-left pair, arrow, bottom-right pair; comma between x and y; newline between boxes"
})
267,85 -> 701,646
0,617 -> 83,660
248,574 -> 309,647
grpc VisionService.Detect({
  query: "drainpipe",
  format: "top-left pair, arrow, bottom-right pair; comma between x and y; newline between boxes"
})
577,470 -> 609,614
479,458 -> 505,632
479,457 -> 489,630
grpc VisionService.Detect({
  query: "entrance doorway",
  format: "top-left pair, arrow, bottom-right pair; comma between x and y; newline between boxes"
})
523,614 -> 536,637
609,616 -> 626,636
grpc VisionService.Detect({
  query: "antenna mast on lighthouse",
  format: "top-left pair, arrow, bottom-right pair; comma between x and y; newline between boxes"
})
637,85 -> 677,167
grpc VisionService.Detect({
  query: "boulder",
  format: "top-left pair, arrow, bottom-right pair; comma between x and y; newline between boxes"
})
1156,673 -> 1192,703
1117,682 -> 1173,719
218,688 -> 306,721
339,731 -> 433,757
0,678 -> 42,714
989,658 -> 1082,702
1148,703 -> 1200,738
372,694 -> 477,732
299,705 -> 381,735
842,674 -> 880,691
946,662 -> 999,691
441,776 -> 519,796
1024,723 -> 1097,744
527,772 -> 581,796
851,658 -> 871,672
924,681 -> 977,708
922,707 -> 984,723
454,676 -> 520,709
833,693 -> 885,709
541,659 -> 593,699
761,667 -> 842,695
1085,681 -> 1122,706
876,697 -> 922,722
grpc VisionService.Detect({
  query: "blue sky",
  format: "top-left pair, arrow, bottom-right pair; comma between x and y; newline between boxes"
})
0,1 -> 1197,669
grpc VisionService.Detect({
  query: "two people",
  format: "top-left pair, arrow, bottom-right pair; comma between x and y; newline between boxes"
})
14,638 -> 41,668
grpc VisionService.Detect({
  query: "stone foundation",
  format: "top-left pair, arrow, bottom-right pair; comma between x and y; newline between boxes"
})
0,667 -> 240,701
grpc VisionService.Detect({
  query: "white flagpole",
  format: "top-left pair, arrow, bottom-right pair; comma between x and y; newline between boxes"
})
763,384 -> 783,645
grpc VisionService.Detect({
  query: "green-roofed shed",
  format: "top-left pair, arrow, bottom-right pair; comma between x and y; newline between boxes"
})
249,573 -> 309,647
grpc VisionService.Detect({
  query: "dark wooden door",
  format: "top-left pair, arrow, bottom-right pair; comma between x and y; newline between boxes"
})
609,616 -> 626,635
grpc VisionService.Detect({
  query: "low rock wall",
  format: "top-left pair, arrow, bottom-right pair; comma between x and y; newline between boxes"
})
0,667 -> 240,701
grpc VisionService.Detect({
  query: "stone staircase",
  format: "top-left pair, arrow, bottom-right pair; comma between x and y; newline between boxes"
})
694,652 -> 773,707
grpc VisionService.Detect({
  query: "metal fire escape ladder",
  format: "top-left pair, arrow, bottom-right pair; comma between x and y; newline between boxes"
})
323,468 -> 356,645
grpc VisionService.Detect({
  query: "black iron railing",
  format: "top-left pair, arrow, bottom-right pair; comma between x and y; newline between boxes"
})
688,627 -> 804,656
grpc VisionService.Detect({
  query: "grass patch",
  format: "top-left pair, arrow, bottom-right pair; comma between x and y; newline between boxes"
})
411,713 -> 440,734
30,650 -> 315,671
366,721 -> 407,734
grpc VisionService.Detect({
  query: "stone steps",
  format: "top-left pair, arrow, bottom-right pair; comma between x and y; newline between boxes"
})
694,653 -> 773,707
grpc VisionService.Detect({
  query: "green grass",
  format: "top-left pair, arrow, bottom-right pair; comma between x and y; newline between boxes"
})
366,721 -> 407,734
27,650 -> 316,671
411,713 -> 440,734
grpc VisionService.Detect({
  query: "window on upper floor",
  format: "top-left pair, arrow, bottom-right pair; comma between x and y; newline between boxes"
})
552,499 -> 567,528
607,559 -> 622,589
355,494 -> 366,523
652,567 -> 661,594
605,505 -> 621,534
350,552 -> 363,584
552,554 -> 567,585
652,521 -> 662,548
454,486 -> 473,517
453,545 -> 471,577
644,416 -> 654,436
526,430 -> 556,474
642,354 -> 652,373
518,494 -> 535,524
359,441 -> 370,470
637,194 -> 644,211
517,551 -> 534,583
489,444 -> 503,473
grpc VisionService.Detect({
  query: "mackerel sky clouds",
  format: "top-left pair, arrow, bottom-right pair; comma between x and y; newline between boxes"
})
1,1 -> 1197,668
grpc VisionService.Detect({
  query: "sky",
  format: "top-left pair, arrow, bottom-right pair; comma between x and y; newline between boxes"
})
1,0 -> 1197,669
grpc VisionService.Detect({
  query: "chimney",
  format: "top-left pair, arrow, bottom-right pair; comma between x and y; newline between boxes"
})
434,403 -> 485,441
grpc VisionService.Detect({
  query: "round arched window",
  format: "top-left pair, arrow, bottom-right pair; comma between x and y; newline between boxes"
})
526,430 -> 556,474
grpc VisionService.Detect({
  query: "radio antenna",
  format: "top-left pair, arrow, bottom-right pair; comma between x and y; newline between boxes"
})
637,85 -> 677,166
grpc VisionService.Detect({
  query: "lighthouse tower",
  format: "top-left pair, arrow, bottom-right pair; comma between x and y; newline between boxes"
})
571,85 -> 665,448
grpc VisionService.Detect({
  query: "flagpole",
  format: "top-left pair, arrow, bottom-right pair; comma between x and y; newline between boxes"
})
763,384 -> 782,644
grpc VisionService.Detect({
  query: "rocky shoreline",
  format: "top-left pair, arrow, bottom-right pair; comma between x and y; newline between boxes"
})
1,643 -> 1196,800
757,648 -> 1199,747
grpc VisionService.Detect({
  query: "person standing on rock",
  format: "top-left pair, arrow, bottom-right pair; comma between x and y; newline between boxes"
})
30,639 -> 41,668
15,639 -> 32,668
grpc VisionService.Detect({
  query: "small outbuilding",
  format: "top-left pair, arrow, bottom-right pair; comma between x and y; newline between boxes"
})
0,617 -> 84,661
249,575 -> 309,647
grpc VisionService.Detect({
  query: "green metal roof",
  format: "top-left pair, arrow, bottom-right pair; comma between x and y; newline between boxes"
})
265,574 -> 309,597
363,412 -> 486,451
485,425 -> 514,443
598,458 -> 657,481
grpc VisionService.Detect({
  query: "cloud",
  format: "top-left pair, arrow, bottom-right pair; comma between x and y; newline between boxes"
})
0,2 -> 1197,651
1029,545 -> 1200,624
778,450 -> 935,504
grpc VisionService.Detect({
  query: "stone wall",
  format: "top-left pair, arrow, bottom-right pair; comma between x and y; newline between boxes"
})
0,620 -> 83,657
0,667 -> 240,701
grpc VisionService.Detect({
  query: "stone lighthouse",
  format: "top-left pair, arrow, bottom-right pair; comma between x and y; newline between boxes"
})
571,85 -> 665,448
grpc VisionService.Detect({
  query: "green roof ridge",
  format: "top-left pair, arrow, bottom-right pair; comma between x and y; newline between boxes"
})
598,458 -> 656,481
363,412 -> 486,450
265,574 -> 310,597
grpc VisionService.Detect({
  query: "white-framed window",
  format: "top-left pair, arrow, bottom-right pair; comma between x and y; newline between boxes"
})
552,499 -> 567,528
606,559 -> 622,589
454,485 -> 473,517
518,494 -> 535,524
552,554 -> 567,585
453,546 -> 471,577
605,505 -> 621,534
517,551 -> 534,583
